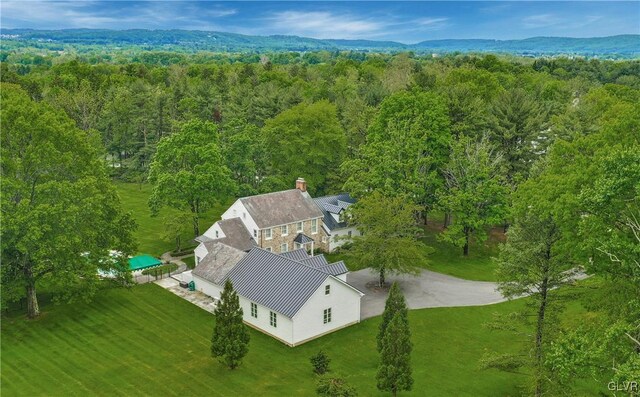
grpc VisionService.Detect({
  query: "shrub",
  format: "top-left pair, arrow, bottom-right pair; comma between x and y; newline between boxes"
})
310,350 -> 331,375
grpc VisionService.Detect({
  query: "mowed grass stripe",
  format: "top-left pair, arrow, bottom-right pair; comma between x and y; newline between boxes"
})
2,283 -> 601,396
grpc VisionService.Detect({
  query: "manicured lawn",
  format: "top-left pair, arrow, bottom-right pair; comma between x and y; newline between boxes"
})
328,213 -> 503,282
418,213 -> 502,281
114,182 -> 230,256
1,283 -> 602,396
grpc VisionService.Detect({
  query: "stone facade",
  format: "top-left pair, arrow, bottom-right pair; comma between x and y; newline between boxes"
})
256,218 -> 329,253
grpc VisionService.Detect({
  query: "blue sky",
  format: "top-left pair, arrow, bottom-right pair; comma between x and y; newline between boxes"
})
2,1 -> 639,43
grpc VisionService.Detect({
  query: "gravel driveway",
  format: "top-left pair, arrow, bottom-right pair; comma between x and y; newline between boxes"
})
347,269 -> 506,320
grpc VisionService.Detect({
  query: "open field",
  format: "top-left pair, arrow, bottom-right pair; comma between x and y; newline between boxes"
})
114,182 -> 230,256
1,282 -> 602,396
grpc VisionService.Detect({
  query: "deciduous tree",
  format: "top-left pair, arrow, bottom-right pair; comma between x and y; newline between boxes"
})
347,192 -> 429,287
437,136 -> 508,256
262,100 -> 346,195
0,83 -> 136,318
148,119 -> 235,237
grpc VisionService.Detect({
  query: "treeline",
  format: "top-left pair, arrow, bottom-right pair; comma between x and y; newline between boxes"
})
1,52 -> 639,197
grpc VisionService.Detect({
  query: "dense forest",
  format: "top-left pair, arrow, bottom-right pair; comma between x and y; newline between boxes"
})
2,49 -> 639,394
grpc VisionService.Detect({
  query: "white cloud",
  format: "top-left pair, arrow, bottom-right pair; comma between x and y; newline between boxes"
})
522,14 -> 564,29
266,11 -> 386,39
0,1 -> 236,29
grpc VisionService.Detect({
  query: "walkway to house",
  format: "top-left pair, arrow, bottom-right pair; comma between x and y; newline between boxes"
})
349,269 -> 506,320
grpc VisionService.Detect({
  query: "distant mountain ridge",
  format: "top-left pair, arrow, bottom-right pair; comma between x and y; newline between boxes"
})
2,29 -> 639,57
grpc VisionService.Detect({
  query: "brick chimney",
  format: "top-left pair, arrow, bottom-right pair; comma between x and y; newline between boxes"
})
295,177 -> 307,192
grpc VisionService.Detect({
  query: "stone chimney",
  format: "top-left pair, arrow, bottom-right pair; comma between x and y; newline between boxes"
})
295,177 -> 307,192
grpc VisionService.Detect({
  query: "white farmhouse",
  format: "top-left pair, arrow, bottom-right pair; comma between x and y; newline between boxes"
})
191,245 -> 363,346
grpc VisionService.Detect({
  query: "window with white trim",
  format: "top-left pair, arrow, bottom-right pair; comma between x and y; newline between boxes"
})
323,308 -> 332,324
280,243 -> 288,253
297,221 -> 303,232
325,285 -> 330,295
253,229 -> 257,238
265,247 -> 272,252
251,302 -> 257,318
281,224 -> 288,236
270,311 -> 277,327
295,242 -> 302,250
311,219 -> 318,234
265,228 -> 272,240
215,230 -> 219,238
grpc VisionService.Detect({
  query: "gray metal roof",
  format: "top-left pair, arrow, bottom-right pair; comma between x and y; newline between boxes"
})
313,194 -> 356,232
224,248 -> 332,318
293,233 -> 314,244
192,242 -> 247,284
240,189 -> 323,229
279,249 -> 310,261
318,261 -> 349,276
299,255 -> 329,268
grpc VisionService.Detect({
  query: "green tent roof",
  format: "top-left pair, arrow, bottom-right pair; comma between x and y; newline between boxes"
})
128,255 -> 162,271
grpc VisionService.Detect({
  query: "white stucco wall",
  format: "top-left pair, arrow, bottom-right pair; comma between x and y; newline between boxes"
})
291,276 -> 362,345
221,200 -> 260,239
328,226 -> 361,251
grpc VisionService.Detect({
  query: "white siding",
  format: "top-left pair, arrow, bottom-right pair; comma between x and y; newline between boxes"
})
192,274 -> 222,299
328,226 -> 361,252
291,276 -> 362,345
221,200 -> 259,238
194,243 -> 208,267
202,222 -> 226,240
238,298 -> 294,345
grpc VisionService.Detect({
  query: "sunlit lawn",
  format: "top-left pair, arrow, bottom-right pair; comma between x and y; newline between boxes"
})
0,281 -> 603,396
114,182 -> 230,256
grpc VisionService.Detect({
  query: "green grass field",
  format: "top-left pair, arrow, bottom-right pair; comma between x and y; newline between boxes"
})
420,215 -> 503,281
0,282 -> 602,396
114,182 -> 230,256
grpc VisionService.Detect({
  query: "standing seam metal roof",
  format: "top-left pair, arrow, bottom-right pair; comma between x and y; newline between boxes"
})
224,248 -> 333,318
313,194 -> 356,232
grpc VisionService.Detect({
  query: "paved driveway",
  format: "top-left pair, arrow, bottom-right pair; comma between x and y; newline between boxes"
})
347,269 -> 506,320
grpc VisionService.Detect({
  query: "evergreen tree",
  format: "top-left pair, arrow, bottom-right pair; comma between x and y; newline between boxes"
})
211,279 -> 250,369
310,350 -> 331,375
377,282 -> 408,352
376,313 -> 413,397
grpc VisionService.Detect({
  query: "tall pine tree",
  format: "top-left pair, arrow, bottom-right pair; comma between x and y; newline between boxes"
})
377,282 -> 408,352
376,312 -> 413,397
211,279 -> 250,369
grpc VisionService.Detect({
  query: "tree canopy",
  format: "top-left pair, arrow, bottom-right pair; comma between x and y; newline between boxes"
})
1,83 -> 137,317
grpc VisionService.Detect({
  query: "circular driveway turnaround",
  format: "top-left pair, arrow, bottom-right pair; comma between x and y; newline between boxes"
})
347,268 -> 507,320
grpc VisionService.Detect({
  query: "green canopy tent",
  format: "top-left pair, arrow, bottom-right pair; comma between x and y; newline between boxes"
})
128,255 -> 162,272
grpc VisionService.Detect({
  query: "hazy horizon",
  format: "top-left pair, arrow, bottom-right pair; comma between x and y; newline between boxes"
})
1,1 -> 639,44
